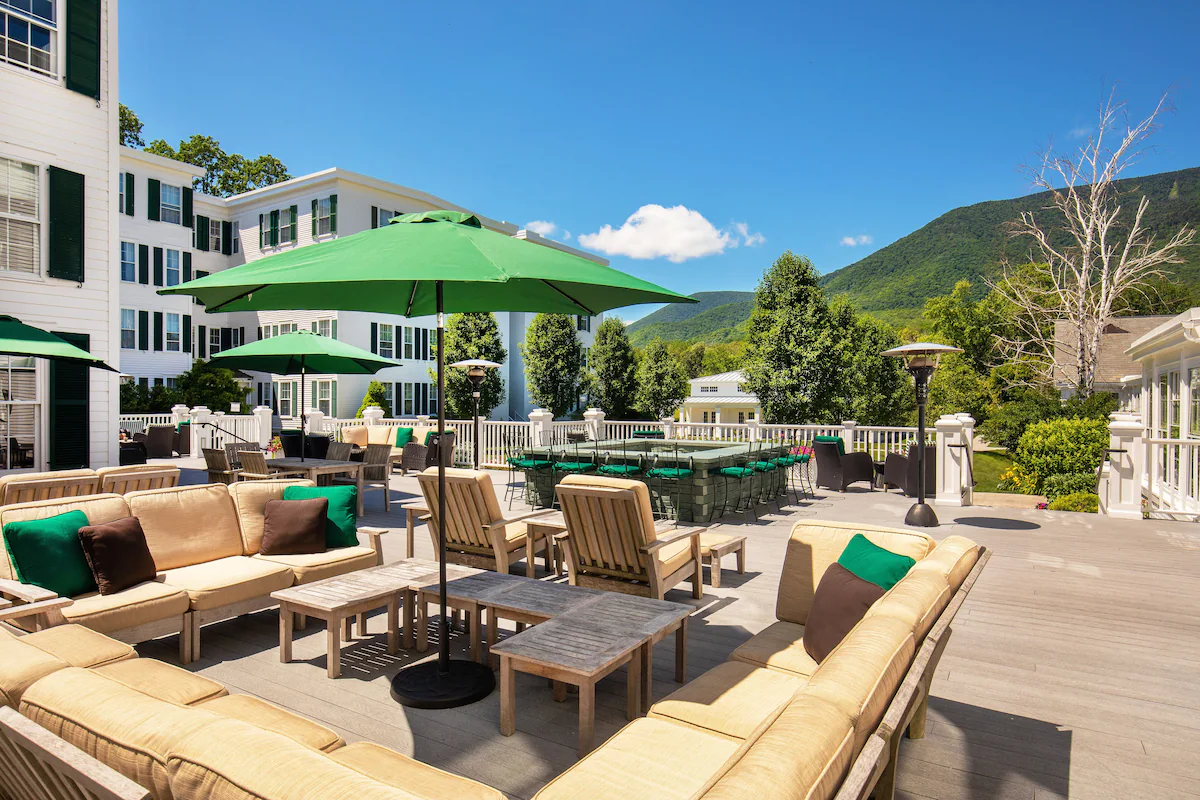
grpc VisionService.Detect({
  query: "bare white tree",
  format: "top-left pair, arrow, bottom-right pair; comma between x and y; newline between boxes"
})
990,88 -> 1196,395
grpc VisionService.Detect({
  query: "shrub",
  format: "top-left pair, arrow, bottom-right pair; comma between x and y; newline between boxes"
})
1013,418 -> 1108,492
977,388 -> 1061,453
1048,491 -> 1099,513
356,380 -> 391,418
1043,472 -> 1097,502
997,464 -> 1038,494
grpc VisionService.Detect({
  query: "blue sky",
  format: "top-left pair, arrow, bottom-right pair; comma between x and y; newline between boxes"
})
120,1 -> 1200,321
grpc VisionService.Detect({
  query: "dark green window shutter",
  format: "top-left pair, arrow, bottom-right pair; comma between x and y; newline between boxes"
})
329,194 -> 338,233
256,326 -> 262,341
198,325 -> 207,359
331,320 -> 337,340
152,247 -> 164,286
370,322 -> 378,354
289,205 -> 298,242
311,199 -> 317,238
392,383 -> 399,416
47,167 -> 85,282
270,210 -> 279,246
331,381 -> 337,418
195,215 -> 209,251
64,0 -> 101,99
183,252 -> 192,282
138,311 -> 149,351
183,315 -> 192,354
220,328 -> 232,351
138,244 -> 149,284
311,321 -> 317,333
153,312 -> 164,351
125,172 -> 135,217
147,179 -> 160,221
221,220 -> 232,255
371,206 -> 378,229
239,327 -> 245,345
49,332 -> 90,469
182,188 -> 193,227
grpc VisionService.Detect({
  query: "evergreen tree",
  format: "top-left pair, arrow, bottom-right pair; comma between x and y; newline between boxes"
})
589,317 -> 638,416
438,313 -> 507,418
636,339 -> 688,419
356,381 -> 391,418
742,252 -> 843,423
174,360 -> 248,412
520,314 -> 583,417
827,297 -> 913,425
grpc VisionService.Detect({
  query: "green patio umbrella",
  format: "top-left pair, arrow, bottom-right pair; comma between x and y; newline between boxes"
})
161,210 -> 695,708
208,330 -> 402,461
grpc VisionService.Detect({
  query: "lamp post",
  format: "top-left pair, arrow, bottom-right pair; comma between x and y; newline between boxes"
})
882,343 -> 962,527
450,359 -> 501,469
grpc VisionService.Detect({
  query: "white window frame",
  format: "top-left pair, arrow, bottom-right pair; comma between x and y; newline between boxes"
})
378,323 -> 394,359
120,241 -> 136,282
165,313 -> 181,352
0,156 -> 41,275
383,382 -> 394,415
376,208 -> 395,227
403,382 -> 413,416
118,173 -> 126,215
279,209 -> 294,243
403,327 -> 413,360
232,221 -> 240,254
315,318 -> 332,338
316,380 -> 332,416
278,381 -> 293,418
209,328 -> 222,356
0,2 -> 56,79
209,219 -> 221,252
160,184 -> 182,225
164,248 -> 181,286
315,197 -> 333,236
120,308 -> 136,350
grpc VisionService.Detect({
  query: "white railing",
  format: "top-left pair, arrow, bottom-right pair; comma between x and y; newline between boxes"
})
604,420 -> 667,440
1144,438 -> 1200,516
194,415 -> 260,450
673,422 -> 751,443
480,421 -> 531,467
549,420 -> 589,445
852,426 -> 931,462
118,414 -> 174,433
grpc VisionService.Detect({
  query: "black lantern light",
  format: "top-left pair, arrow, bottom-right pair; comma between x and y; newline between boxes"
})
450,359 -> 501,469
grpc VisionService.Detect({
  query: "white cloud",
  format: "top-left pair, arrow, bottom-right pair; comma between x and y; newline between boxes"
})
579,205 -> 762,263
525,220 -> 557,237
1068,126 -> 1092,140
562,230 -> 571,241
839,234 -> 873,247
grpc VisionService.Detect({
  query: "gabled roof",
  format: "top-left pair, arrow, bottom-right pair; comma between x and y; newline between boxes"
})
691,370 -> 745,384
1053,316 -> 1174,387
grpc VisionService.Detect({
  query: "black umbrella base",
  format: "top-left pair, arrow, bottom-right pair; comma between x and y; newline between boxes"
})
905,501 -> 940,528
390,659 -> 495,709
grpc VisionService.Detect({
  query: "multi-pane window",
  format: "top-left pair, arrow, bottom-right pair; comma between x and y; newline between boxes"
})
165,313 -> 181,352
403,383 -> 414,416
209,219 -> 221,252
376,208 -> 395,227
576,315 -> 591,333
209,328 -> 222,355
316,380 -> 333,415
702,411 -> 710,423
118,173 -> 126,215
314,318 -> 333,338
165,377 -> 178,389
0,1 -> 55,77
120,242 -> 136,282
278,382 -> 293,418
165,249 -> 181,286
160,184 -> 182,225
378,323 -> 394,359
231,221 -> 240,253
120,309 -> 136,349
430,381 -> 438,414
383,383 -> 394,415
279,209 -> 293,243
1191,369 -> 1200,439
0,157 -> 39,274
700,386 -> 718,394
403,327 -> 413,360
315,197 -> 334,236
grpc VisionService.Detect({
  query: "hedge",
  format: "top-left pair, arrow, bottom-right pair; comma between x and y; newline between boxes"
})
1048,491 -> 1099,513
1014,418 -> 1108,493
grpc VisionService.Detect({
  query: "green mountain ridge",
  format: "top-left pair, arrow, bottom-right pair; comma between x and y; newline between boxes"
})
626,291 -> 755,345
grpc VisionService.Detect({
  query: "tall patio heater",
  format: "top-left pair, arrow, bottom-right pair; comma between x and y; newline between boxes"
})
882,343 -> 962,527
450,359 -> 501,469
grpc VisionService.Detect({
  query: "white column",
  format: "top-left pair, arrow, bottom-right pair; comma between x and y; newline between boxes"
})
529,408 -> 554,446
362,406 -> 385,426
416,414 -> 431,426
190,406 -> 211,453
935,414 -> 967,507
305,409 -> 325,434
170,404 -> 191,426
583,408 -> 606,441
746,417 -> 760,442
660,416 -> 675,440
841,420 -> 857,451
252,406 -> 273,448
1104,412 -> 1146,518
957,413 -> 975,506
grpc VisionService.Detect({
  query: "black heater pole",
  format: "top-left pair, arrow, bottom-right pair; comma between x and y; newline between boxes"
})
905,364 -> 938,527
472,392 -> 481,470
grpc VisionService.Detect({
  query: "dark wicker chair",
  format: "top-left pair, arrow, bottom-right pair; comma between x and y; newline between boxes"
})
401,431 -> 456,474
144,425 -> 177,459
883,442 -> 937,497
813,440 -> 875,492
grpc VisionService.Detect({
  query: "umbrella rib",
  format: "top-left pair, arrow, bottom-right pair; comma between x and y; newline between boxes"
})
405,282 -> 419,317
540,281 -> 595,316
209,285 -> 269,313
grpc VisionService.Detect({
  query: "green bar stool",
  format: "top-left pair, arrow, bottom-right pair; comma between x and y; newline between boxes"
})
745,441 -> 781,512
598,441 -> 644,478
717,446 -> 757,521
645,447 -> 694,524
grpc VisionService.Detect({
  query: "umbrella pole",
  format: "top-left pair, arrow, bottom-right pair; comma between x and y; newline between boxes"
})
299,358 -> 306,462
391,280 -> 495,709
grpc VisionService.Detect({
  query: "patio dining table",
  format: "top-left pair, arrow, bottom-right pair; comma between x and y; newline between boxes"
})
267,457 -> 365,516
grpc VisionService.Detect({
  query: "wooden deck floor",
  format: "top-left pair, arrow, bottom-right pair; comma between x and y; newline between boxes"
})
155,464 -> 1200,799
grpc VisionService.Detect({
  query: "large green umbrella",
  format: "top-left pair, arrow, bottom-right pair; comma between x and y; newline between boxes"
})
208,330 -> 402,460
161,210 -> 695,707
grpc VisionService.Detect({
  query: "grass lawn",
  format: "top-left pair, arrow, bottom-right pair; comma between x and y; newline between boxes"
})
973,450 -> 1015,493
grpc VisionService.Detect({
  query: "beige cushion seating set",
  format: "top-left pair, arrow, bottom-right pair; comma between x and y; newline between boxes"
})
340,424 -> 451,472
0,466 -> 180,505
0,480 -> 385,665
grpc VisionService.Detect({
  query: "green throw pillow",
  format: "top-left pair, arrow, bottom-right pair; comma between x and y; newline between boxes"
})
813,435 -> 846,456
2,510 -> 97,598
394,427 -> 414,448
282,485 -> 359,548
424,431 -> 437,447
836,533 -> 915,590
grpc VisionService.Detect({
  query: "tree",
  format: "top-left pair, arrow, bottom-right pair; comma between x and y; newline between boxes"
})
829,298 -> 914,425
989,89 -> 1196,395
520,314 -> 584,417
923,280 -> 1007,373
119,104 -> 144,147
927,353 -> 994,426
174,360 -> 248,412
679,342 -> 707,379
589,317 -> 638,416
217,153 -> 292,197
636,339 -> 688,419
1113,275 -> 1197,316
145,134 -> 291,197
356,381 -> 391,418
439,313 -> 508,419
742,251 -> 843,423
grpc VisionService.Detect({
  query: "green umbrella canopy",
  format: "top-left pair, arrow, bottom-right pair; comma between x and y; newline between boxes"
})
207,329 -> 402,374
0,315 -> 117,371
159,210 -> 696,316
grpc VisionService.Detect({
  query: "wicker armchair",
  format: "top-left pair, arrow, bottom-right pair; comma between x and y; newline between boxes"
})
883,442 -> 937,497
812,440 -> 875,492
401,431 -> 456,475
144,425 -> 177,459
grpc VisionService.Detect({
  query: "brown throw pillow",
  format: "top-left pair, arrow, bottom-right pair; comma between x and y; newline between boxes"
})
803,563 -> 885,663
260,498 -> 329,556
77,517 -> 158,596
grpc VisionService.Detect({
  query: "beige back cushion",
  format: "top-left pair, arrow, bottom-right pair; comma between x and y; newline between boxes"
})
801,615 -> 915,756
868,568 -> 951,643
341,426 -> 369,447
367,426 -> 396,446
227,479 -> 316,554
0,494 -> 130,581
126,484 -> 243,571
418,468 -> 501,550
917,535 -> 980,591
776,521 -> 936,625
701,693 -> 856,800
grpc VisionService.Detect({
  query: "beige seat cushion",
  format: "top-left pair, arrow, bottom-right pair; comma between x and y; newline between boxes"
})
94,659 -> 227,706
649,660 -> 805,741
917,535 -> 980,591
533,718 -> 741,800
867,569 -> 950,642
20,667 -> 221,800
0,494 -> 130,581
166,718 -> 427,800
729,621 -> 820,677
331,741 -> 504,799
127,484 -> 244,571
701,693 -> 856,800
0,635 -> 68,707
18,624 -> 137,667
158,556 -> 294,612
657,537 -> 696,577
63,580 -> 192,634
198,694 -> 344,752
776,520 -> 936,626
227,478 -> 316,554
254,546 -> 378,584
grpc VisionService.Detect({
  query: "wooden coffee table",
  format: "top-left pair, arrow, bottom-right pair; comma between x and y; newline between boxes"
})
414,570 -> 526,662
400,501 -> 430,559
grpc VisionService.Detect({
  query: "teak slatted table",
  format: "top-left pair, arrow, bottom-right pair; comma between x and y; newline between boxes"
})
399,501 -> 429,559
413,571 -> 528,663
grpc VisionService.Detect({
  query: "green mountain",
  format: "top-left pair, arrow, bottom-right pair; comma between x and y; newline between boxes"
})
626,291 -> 754,345
820,166 -> 1200,322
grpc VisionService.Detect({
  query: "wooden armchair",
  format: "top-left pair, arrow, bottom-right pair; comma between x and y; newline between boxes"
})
97,466 -> 179,494
201,448 -> 241,484
416,468 -> 556,577
0,579 -> 72,634
555,474 -> 703,600
335,443 -> 392,511
237,451 -> 305,481
0,472 -> 99,505
325,440 -> 354,462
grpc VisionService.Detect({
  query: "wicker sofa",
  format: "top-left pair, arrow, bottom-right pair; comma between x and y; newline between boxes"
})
0,480 -> 386,664
533,520 -> 988,800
